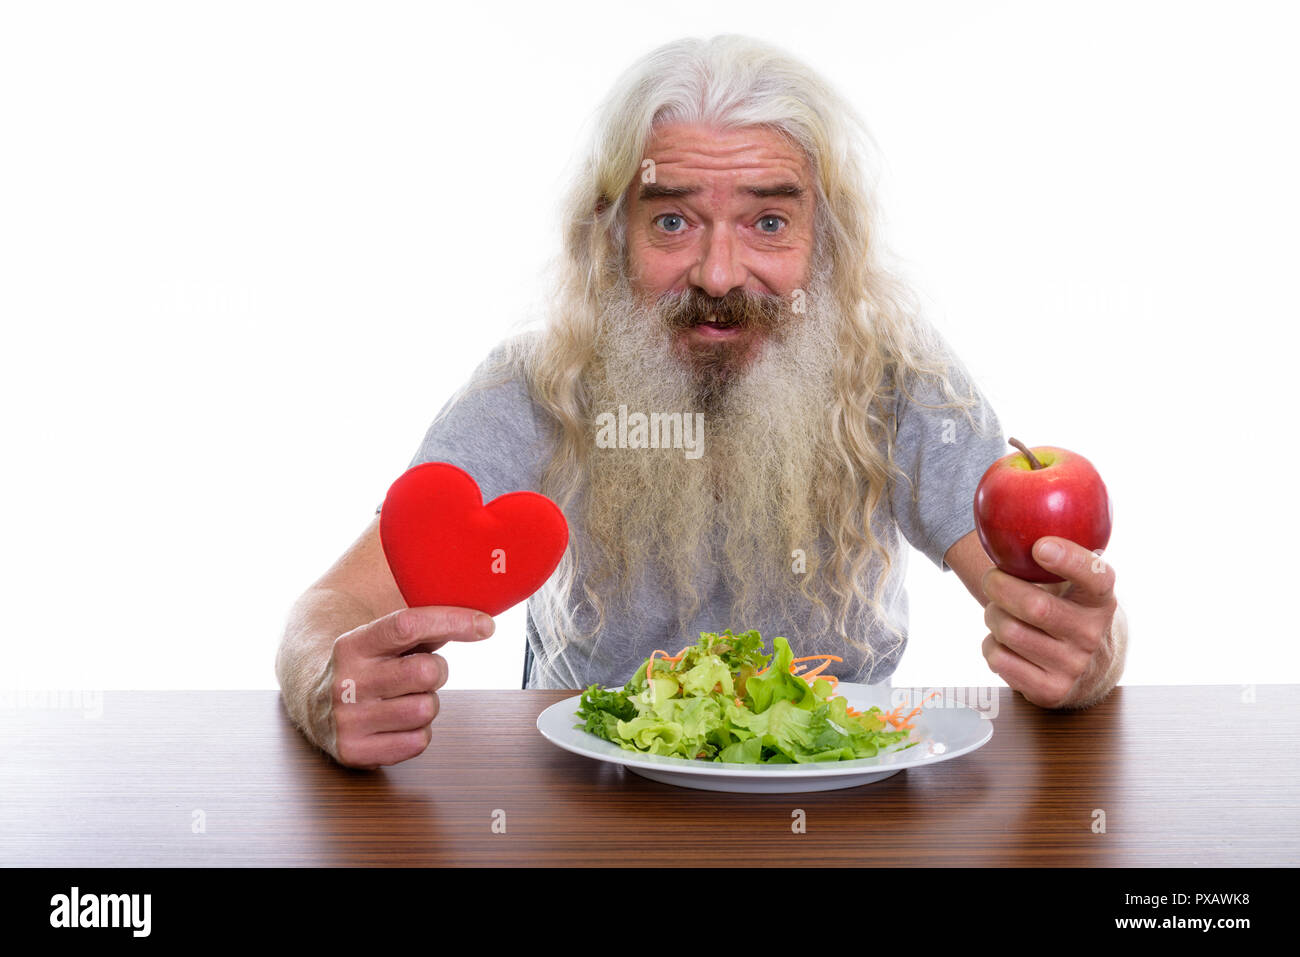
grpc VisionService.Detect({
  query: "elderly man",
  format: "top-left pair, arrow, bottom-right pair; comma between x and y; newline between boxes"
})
276,35 -> 1127,769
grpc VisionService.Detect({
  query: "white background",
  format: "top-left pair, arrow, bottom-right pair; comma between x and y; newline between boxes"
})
2,0 -> 1296,694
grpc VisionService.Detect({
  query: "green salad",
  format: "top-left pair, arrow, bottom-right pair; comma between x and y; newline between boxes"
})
574,629 -> 917,764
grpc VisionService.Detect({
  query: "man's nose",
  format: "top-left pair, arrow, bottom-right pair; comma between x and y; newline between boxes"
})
688,225 -> 747,299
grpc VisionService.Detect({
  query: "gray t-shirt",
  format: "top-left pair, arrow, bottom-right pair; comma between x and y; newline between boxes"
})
377,341 -> 1005,690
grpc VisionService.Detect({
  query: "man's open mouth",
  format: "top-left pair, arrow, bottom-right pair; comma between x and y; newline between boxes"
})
661,294 -> 785,339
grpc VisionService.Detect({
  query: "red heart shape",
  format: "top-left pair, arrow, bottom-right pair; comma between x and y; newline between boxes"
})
379,462 -> 569,617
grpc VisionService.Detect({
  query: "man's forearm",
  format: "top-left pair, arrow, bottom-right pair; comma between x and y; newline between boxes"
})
275,587 -> 378,758
1057,602 -> 1128,710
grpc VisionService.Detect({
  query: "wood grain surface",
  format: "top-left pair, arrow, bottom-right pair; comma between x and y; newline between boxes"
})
1,685 -> 1295,866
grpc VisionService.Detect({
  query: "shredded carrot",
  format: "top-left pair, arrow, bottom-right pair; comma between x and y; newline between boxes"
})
799,659 -> 838,681
878,692 -> 940,728
645,647 -> 695,684
879,703 -> 926,730
644,649 -> 671,685
875,694 -> 941,729
756,653 -> 843,678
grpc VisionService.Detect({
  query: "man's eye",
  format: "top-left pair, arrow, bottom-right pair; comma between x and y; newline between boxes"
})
655,214 -> 686,233
757,216 -> 785,234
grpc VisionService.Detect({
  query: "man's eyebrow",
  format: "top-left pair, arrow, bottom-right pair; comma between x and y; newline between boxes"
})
742,182 -> 805,199
636,182 -> 806,201
638,184 -> 698,201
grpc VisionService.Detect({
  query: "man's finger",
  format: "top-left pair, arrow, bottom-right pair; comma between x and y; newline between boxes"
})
336,692 -> 440,738
401,640 -> 449,656
984,602 -> 1089,675
981,633 -> 1076,708
977,572 -> 1092,647
1030,537 -> 1116,606
352,606 -> 495,658
337,725 -> 434,769
364,652 -> 450,700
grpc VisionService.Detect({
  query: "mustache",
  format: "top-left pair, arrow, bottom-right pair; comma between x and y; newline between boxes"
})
658,287 -> 788,333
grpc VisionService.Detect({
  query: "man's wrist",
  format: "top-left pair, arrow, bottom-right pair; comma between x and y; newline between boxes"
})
276,641 -> 340,759
302,651 -> 340,758
277,587 -> 382,760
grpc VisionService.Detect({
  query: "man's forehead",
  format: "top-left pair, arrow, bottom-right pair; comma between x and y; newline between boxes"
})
639,122 -> 810,188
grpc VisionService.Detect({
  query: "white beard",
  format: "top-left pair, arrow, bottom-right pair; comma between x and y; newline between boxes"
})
580,260 -> 841,629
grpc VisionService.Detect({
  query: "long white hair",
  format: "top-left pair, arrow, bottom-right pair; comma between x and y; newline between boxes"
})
492,35 -> 988,671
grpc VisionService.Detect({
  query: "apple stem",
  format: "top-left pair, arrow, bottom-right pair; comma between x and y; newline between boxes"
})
1008,437 -> 1045,470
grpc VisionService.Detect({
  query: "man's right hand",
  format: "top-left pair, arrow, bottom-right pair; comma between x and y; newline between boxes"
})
328,605 -> 494,769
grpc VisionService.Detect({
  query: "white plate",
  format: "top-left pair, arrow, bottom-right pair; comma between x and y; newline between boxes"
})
536,683 -> 993,793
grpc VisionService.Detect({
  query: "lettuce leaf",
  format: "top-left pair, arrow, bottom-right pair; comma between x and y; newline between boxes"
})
572,630 -> 917,764
743,636 -> 818,713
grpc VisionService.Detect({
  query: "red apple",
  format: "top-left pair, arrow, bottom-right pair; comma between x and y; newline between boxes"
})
973,438 -> 1112,584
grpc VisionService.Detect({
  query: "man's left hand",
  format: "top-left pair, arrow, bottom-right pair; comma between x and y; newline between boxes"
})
981,536 -> 1122,709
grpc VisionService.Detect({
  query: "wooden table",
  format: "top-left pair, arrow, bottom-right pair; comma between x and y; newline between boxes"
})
1,686 -> 1296,867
